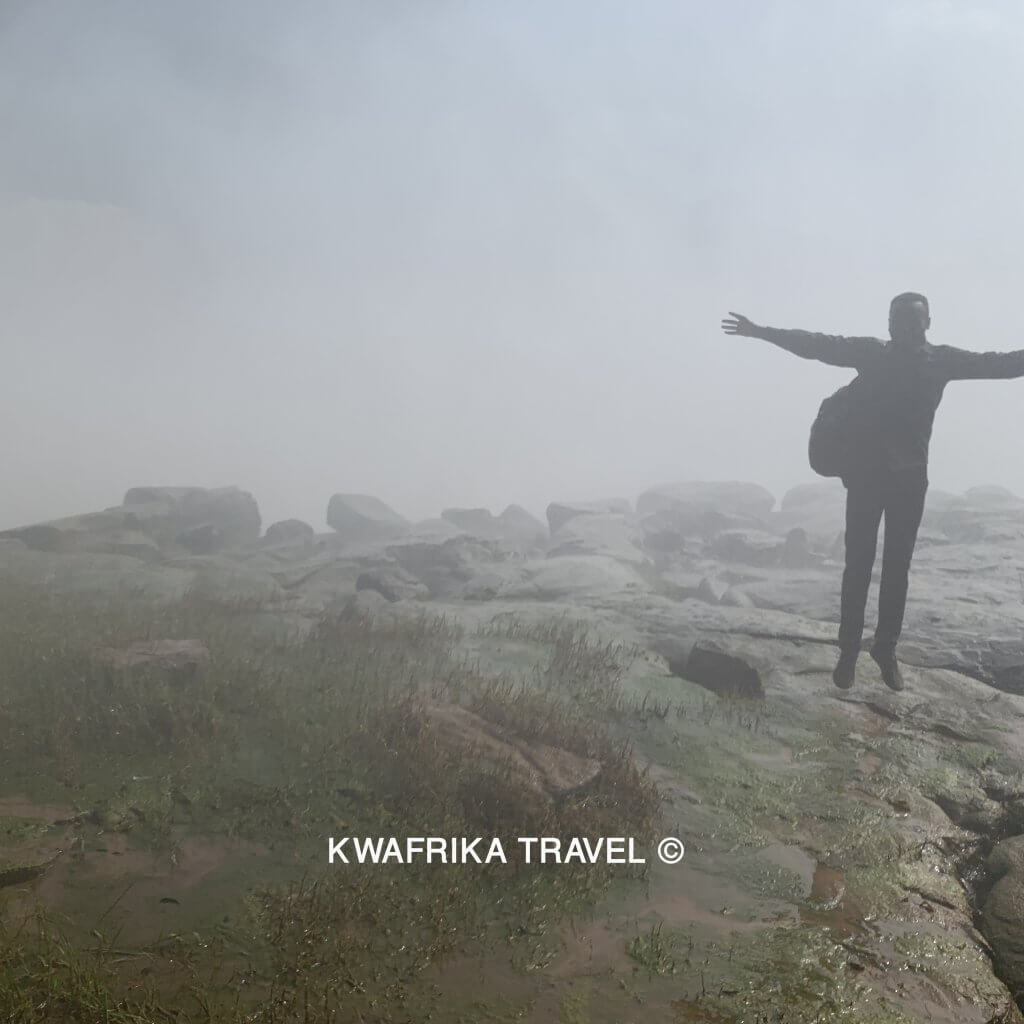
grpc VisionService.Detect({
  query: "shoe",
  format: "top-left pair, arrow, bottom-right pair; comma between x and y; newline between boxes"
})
833,648 -> 858,689
870,647 -> 905,691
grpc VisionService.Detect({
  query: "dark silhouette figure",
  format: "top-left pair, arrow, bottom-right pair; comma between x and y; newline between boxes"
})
722,294 -> 1024,691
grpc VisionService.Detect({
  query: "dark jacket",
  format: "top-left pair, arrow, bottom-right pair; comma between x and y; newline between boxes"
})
758,327 -> 1024,483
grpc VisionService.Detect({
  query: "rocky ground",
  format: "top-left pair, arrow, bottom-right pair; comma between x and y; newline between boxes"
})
4,479 -> 1024,1021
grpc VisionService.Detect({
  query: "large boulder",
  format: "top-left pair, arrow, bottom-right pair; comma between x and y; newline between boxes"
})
636,481 -> 775,520
441,507 -> 502,538
326,494 -> 409,543
546,499 -> 631,535
264,519 -> 315,546
2,486 -> 260,559
546,513 -> 649,567
964,485 -> 1020,505
636,482 -> 775,551
122,485 -> 261,552
498,504 -> 548,550
982,835 -> 1024,999
123,483 -> 262,548
387,536 -> 506,598
928,487 -> 1024,544
774,482 -> 847,541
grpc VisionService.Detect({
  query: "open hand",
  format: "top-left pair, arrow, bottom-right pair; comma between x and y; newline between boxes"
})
721,312 -> 758,337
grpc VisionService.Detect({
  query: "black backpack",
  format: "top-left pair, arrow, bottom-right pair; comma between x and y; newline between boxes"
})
808,376 -> 872,479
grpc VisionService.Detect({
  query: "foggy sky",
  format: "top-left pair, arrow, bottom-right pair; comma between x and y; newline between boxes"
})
3,0 -> 1024,532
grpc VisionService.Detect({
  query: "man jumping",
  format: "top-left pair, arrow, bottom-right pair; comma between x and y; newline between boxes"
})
722,294 -> 1024,691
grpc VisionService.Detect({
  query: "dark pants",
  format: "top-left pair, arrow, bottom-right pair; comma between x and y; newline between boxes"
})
838,472 -> 928,655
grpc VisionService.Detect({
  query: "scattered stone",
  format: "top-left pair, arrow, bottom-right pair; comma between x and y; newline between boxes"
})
681,640 -> 765,698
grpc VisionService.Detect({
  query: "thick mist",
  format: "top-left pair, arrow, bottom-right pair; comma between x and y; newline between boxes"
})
3,0 -> 1024,531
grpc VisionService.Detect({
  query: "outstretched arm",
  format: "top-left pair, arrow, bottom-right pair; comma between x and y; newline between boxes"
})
938,345 -> 1024,381
721,312 -> 883,369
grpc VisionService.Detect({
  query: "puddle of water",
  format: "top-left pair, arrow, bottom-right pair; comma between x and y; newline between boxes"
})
3,827 -> 273,946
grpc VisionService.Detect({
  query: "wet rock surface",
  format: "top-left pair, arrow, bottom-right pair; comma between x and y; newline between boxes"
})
8,478 -> 1024,1019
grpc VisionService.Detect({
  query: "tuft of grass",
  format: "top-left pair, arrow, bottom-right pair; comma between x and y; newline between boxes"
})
0,583 -> 660,1022
625,921 -> 677,977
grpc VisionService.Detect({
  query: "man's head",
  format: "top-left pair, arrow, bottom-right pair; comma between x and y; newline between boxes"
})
889,292 -> 930,345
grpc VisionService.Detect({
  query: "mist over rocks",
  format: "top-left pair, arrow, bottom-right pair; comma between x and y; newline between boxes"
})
263,518 -> 315,547
326,493 -> 410,542
122,486 -> 261,551
773,481 -> 847,544
635,482 -> 777,557
9,476 -> 1024,1015
441,504 -> 548,552
545,498 -> 632,534
0,485 -> 260,559
546,512 -> 650,566
636,481 -> 776,519
6,477 -> 1024,695
496,504 -> 548,550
